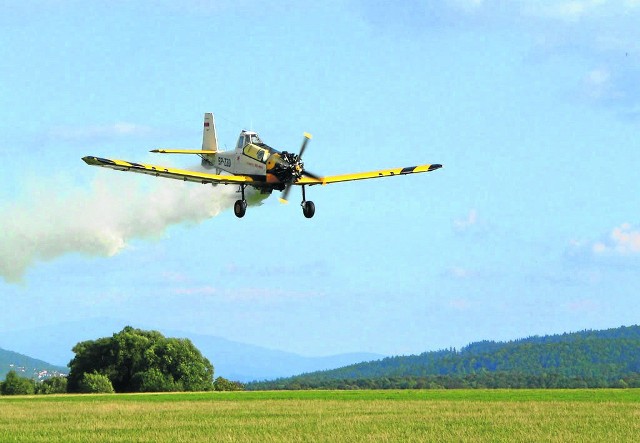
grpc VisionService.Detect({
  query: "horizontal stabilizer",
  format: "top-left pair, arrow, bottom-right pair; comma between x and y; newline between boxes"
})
150,149 -> 215,154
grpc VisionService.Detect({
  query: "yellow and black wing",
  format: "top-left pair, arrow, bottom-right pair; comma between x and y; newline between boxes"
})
295,163 -> 442,186
82,156 -> 257,186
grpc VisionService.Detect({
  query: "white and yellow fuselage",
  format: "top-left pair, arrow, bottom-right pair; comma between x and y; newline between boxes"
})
152,113 -> 306,192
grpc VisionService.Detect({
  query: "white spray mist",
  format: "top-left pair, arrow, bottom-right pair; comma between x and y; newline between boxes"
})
0,171 -> 256,283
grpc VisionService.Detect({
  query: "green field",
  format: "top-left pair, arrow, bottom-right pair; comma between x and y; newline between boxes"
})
2,390 -> 639,442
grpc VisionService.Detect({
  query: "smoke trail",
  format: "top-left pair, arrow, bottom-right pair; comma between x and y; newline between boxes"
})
0,171 -> 259,283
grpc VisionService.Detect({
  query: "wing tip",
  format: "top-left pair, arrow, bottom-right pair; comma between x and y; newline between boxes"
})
429,164 -> 443,171
82,156 -> 114,166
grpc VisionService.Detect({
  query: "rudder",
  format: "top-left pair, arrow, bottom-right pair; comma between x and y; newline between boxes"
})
202,113 -> 218,152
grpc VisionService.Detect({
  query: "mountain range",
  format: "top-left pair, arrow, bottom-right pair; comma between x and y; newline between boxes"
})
0,318 -> 383,382
6,319 -> 638,387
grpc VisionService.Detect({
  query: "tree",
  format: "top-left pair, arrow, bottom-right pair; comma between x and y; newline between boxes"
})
35,376 -> 68,394
133,368 -> 180,392
78,372 -> 114,393
214,377 -> 244,391
67,326 -> 214,393
67,336 -> 115,392
1,370 -> 35,395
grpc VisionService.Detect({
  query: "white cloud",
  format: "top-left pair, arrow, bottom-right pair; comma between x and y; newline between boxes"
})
48,122 -> 152,142
171,285 -> 320,302
586,67 -> 610,86
360,1 -> 640,118
442,266 -> 494,282
524,0 -> 606,22
564,298 -> 600,312
161,271 -> 190,283
173,286 -> 218,296
449,0 -> 484,12
566,223 -> 640,268
448,298 -> 473,310
593,223 -> 640,255
453,209 -> 478,232
582,67 -> 618,101
526,267 -> 602,286
445,266 -> 477,280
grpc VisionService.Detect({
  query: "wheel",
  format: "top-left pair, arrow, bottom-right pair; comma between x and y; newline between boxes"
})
234,200 -> 247,218
302,200 -> 315,218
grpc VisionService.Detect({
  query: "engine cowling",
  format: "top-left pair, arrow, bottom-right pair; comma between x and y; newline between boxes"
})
266,152 -> 302,183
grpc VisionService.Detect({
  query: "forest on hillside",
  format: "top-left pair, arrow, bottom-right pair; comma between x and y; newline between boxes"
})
0,348 -> 67,381
248,325 -> 640,390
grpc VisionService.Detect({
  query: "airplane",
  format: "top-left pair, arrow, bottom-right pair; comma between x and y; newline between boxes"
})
83,113 -> 442,218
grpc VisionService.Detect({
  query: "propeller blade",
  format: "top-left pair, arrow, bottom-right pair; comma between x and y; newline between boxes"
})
299,132 -> 312,158
278,132 -> 320,205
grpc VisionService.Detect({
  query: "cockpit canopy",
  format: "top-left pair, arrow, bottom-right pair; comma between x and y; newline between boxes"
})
236,130 -> 263,150
237,130 -> 275,164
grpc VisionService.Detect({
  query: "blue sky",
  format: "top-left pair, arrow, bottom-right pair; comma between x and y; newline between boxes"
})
2,0 -> 640,357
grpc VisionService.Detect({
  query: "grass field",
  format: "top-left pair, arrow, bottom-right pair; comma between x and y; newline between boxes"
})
2,389 -> 639,442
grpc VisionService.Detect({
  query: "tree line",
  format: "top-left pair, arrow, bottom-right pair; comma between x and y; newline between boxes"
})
3,324 -> 640,394
248,372 -> 640,390
247,325 -> 640,390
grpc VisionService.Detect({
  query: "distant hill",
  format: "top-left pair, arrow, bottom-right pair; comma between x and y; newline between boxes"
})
170,330 -> 383,382
0,319 -> 383,382
0,347 -> 67,380
249,325 -> 640,389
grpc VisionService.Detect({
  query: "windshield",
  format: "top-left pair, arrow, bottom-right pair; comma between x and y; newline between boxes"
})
236,132 -> 263,150
243,144 -> 269,163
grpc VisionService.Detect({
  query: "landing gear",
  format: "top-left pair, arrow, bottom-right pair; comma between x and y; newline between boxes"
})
301,185 -> 315,218
302,200 -> 315,218
234,200 -> 247,218
234,185 -> 247,218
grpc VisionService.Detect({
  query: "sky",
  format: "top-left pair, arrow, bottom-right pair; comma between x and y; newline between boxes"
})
1,0 -> 640,358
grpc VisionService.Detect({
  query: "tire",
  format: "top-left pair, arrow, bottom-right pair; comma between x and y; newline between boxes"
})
302,201 -> 315,218
234,200 -> 247,218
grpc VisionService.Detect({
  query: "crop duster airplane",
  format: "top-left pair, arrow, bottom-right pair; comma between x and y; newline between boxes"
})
83,113 -> 442,218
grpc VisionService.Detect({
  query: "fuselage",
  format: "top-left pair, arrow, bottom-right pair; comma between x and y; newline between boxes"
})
200,130 -> 301,191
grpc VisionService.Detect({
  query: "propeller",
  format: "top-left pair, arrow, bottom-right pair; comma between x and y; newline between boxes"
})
278,133 -> 320,204
298,132 -> 311,158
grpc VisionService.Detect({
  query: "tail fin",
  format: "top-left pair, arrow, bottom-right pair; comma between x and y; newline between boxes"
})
202,113 -> 218,152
